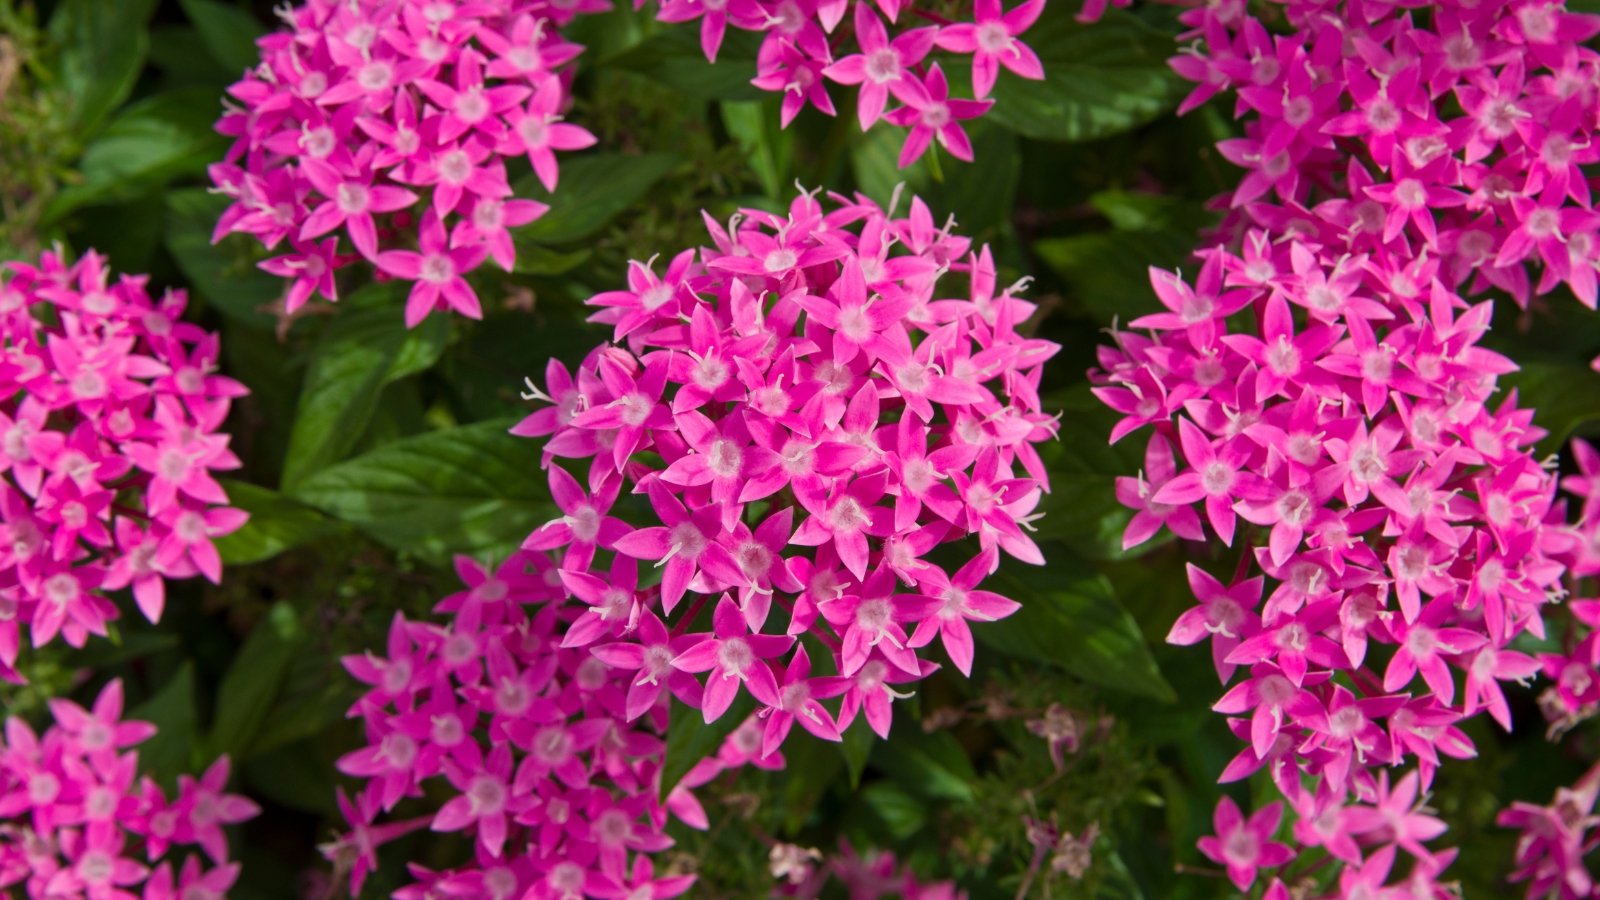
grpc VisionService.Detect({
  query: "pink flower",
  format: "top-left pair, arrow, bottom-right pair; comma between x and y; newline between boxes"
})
1197,797 -> 1295,890
934,0 -> 1046,99
883,65 -> 993,167
376,210 -> 490,326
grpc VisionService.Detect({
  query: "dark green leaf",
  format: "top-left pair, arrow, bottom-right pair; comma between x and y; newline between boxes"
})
289,420 -> 553,561
49,0 -> 159,136
979,560 -> 1176,702
987,8 -> 1180,143
208,602 -> 308,761
660,694 -> 754,799
512,152 -> 682,244
1503,361 -> 1600,453
856,782 -> 927,840
213,480 -> 343,566
608,26 -> 763,100
871,727 -> 977,803
1035,229 -> 1194,324
130,662 -> 199,782
839,716 -> 875,789
46,89 -> 229,219
179,0 -> 264,74
281,292 -> 450,489
722,99 -> 794,199
163,189 -> 283,329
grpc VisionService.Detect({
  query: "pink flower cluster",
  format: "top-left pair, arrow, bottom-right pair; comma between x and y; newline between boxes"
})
1540,439 -> 1600,735
1094,0 -> 1600,892
1498,761 -> 1600,899
514,187 -> 1058,759
211,0 -> 602,327
1100,235 -> 1554,894
771,839 -> 964,898
0,679 -> 258,899
1171,0 -> 1600,312
330,550 -> 768,898
700,0 -> 1046,167
0,251 -> 246,680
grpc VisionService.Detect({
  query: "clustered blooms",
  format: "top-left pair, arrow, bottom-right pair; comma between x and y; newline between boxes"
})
211,0 -> 601,327
709,0 -> 1045,168
516,186 -> 1058,758
0,679 -> 257,899
1498,761 -> 1600,899
1541,440 -> 1600,737
1094,0 -> 1600,894
329,550 -> 761,898
0,250 -> 246,681
770,840 -> 963,898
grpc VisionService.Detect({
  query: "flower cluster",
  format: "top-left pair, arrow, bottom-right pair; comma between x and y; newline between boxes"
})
331,551 -> 720,898
1171,0 -> 1600,313
1093,0 -> 1600,892
0,250 -> 246,680
211,0 -> 601,327
1098,234 -> 1559,892
0,679 -> 257,899
1498,761 -> 1600,899
708,0 -> 1045,168
770,839 -> 964,898
1540,439 -> 1600,737
514,187 -> 1058,764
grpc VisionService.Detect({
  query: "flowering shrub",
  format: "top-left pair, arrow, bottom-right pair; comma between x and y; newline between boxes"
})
12,0 -> 1600,893
0,250 -> 245,680
0,679 -> 257,898
513,187 -> 1059,755
1093,0 -> 1600,893
211,0 -> 601,326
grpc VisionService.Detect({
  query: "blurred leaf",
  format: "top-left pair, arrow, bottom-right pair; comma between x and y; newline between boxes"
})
164,189 -> 283,329
871,727 -> 977,804
512,152 -> 683,244
722,99 -> 794,199
49,0 -> 159,136
213,480 -> 343,566
851,125 -> 931,209
514,245 -> 593,276
856,782 -> 927,840
46,89 -> 229,219
661,694 -> 754,799
281,292 -> 451,489
290,419 -> 553,561
608,27 -> 763,100
130,662 -> 199,782
1503,361 -> 1600,453
840,717 -> 875,789
208,602 -> 308,761
1035,228 -> 1193,324
242,738 -> 341,817
979,560 -> 1176,702
248,653 -> 352,759
179,0 -> 264,73
987,8 -> 1179,143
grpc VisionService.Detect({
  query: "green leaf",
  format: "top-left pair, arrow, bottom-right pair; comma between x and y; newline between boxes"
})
849,122 -> 1019,237
289,419 -> 554,561
660,694 -> 754,799
46,89 -> 229,219
281,291 -> 451,489
856,782 -> 928,840
987,8 -> 1180,143
208,602 -> 308,761
871,727 -> 977,803
1504,361 -> 1600,453
839,716 -> 875,789
979,560 -> 1176,702
179,0 -> 264,73
1035,228 -> 1194,324
850,124 -> 932,210
608,26 -> 764,101
49,0 -> 159,136
130,662 -> 199,782
163,189 -> 283,329
722,99 -> 794,199
213,480 -> 343,566
512,152 -> 682,244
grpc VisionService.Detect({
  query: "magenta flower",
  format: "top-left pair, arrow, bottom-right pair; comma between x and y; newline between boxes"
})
375,210 -> 490,326
670,595 -> 793,723
884,65 -> 993,167
1197,797 -> 1295,890
934,0 -> 1046,99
